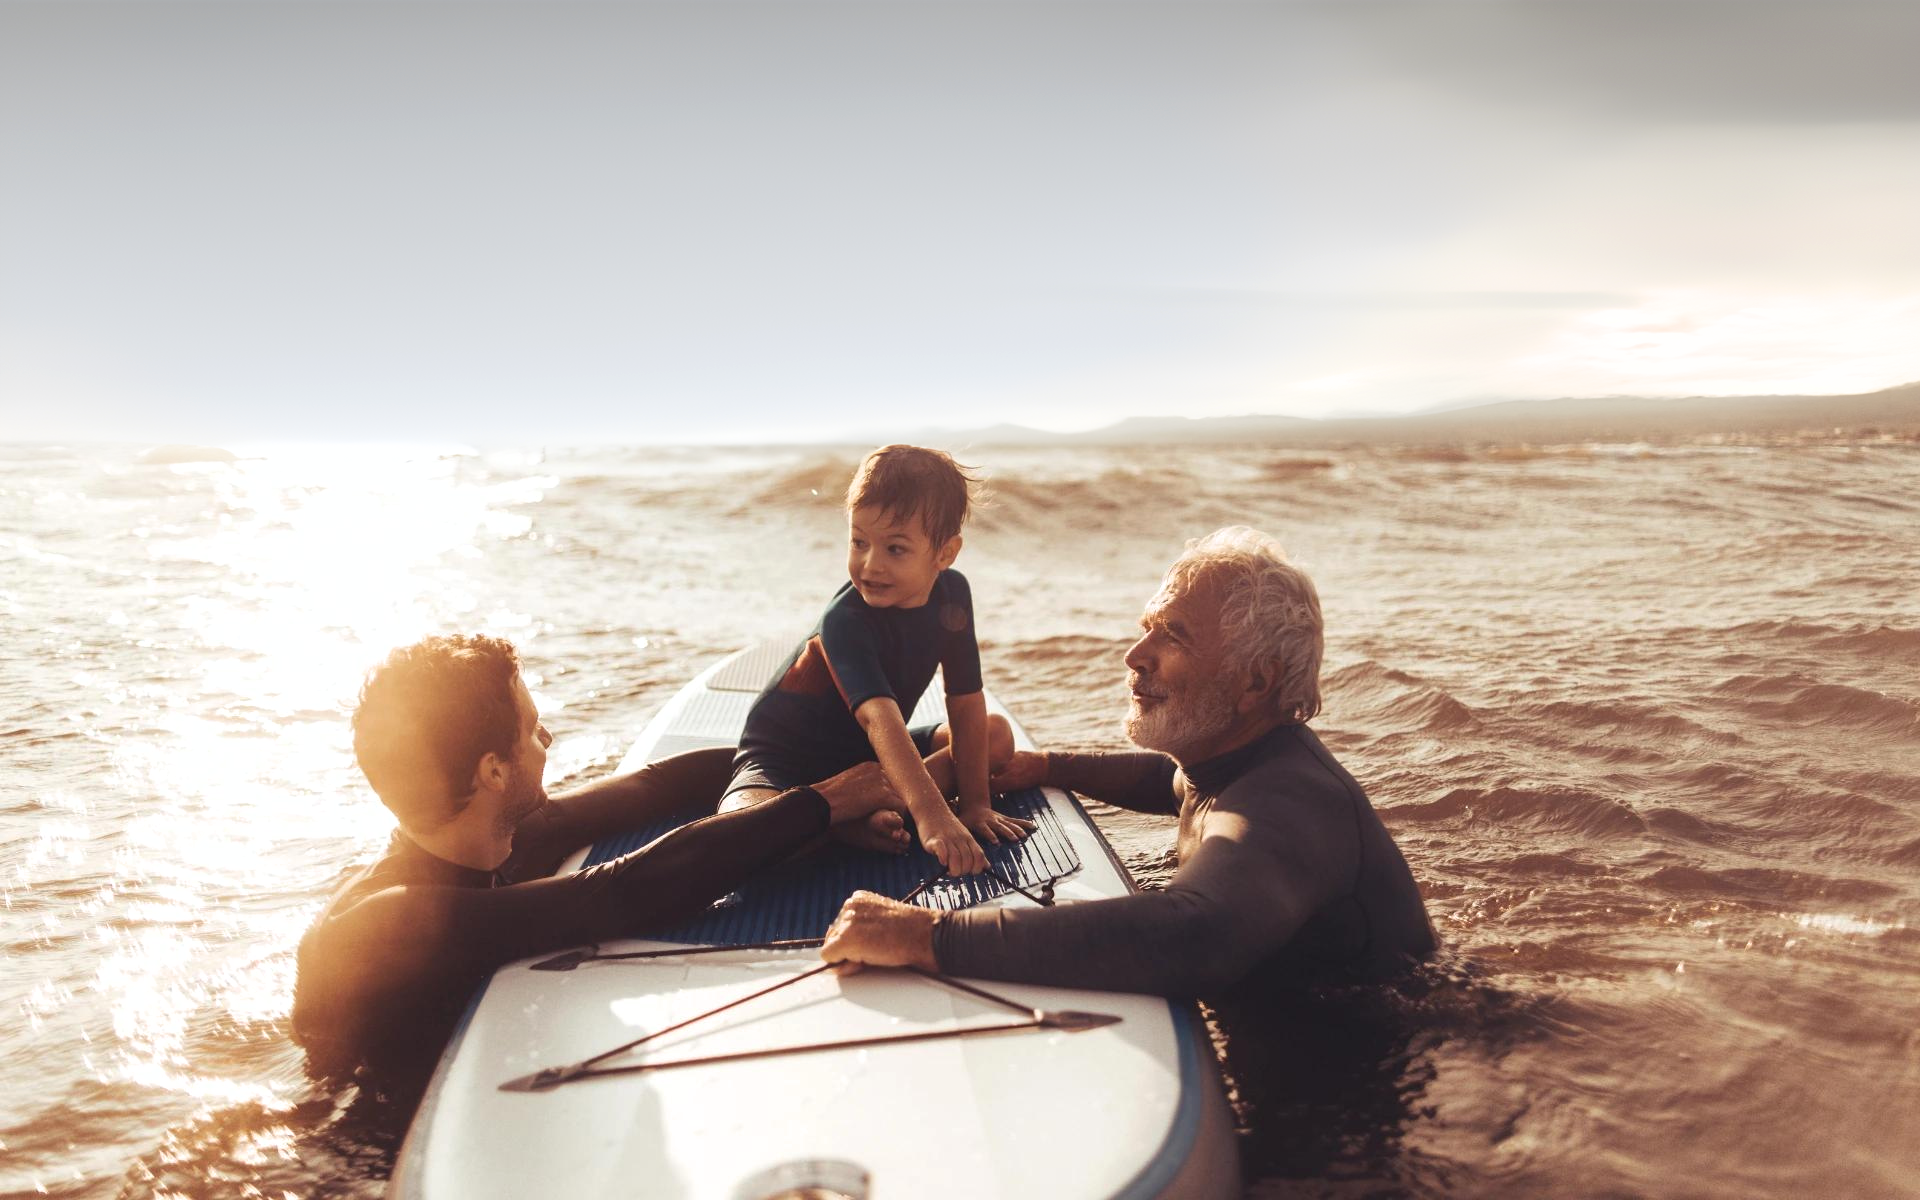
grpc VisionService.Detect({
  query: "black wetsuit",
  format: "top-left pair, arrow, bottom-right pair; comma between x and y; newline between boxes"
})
731,569 -> 981,794
292,747 -> 822,1076
932,723 -> 1436,994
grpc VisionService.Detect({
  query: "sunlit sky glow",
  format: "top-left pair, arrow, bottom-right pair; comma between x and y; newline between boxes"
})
3,1 -> 1917,443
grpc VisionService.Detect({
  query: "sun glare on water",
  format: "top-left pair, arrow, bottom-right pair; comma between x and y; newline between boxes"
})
84,444 -> 556,1112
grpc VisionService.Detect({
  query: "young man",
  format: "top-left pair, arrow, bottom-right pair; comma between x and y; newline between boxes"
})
722,445 -> 1028,877
822,527 -> 1437,994
293,634 -> 899,1077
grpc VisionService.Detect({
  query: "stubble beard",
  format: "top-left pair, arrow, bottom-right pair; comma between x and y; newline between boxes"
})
495,768 -> 548,841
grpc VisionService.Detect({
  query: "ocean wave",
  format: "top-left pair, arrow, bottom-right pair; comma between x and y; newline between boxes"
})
1388,446 -> 1472,464
968,473 -> 1073,523
1758,786 -> 1908,831
733,455 -> 860,512
1390,785 -> 1649,838
1724,619 -> 1920,660
1879,834 -> 1920,868
1256,456 -> 1339,482
1513,698 -> 1743,749
1654,761 -> 1761,792
550,472 -> 684,503
1498,850 -> 1613,878
995,633 -> 1128,664
1711,675 -> 1920,733
1876,924 -> 1920,949
971,467 -> 1203,531
1641,806 -> 1726,843
1744,530 -> 1888,549
1643,864 -> 1900,904
1323,661 -> 1480,734
1808,571 -> 1919,596
1828,489 -> 1919,514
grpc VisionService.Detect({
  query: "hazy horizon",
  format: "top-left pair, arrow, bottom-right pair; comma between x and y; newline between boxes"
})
4,1 -> 1918,443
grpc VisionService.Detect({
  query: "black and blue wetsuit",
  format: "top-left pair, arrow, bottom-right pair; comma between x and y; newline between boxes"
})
292,747 -> 824,1077
730,569 -> 981,796
931,723 -> 1437,992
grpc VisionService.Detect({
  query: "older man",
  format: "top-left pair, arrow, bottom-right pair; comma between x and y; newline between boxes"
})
822,526 -> 1435,993
294,634 -> 898,1076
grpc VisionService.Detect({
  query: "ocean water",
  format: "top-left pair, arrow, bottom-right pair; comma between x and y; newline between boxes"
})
3,439 -> 1917,1198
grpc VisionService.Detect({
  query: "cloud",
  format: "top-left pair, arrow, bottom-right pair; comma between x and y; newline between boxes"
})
1343,1 -> 1920,124
1508,292 -> 1920,397
4,2 -> 1919,439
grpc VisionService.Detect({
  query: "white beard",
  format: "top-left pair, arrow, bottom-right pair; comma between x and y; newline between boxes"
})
1125,673 -> 1239,757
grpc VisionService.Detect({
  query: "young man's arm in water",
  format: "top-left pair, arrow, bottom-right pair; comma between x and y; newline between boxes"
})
496,746 -> 736,881
295,764 -> 899,1068
294,781 -> 839,1070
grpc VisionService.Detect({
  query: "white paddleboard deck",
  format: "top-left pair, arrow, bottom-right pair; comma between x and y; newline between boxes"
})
391,645 -> 1236,1199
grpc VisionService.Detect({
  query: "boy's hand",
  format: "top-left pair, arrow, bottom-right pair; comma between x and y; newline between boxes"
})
959,804 -> 1033,847
918,810 -> 989,876
989,750 -> 1049,795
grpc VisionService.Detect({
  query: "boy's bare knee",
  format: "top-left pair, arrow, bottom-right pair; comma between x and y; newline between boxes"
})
719,786 -> 781,814
921,748 -> 956,797
987,714 -> 1014,766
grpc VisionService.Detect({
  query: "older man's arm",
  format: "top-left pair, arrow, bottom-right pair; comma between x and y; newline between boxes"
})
991,749 -> 1181,816
827,799 -> 1356,996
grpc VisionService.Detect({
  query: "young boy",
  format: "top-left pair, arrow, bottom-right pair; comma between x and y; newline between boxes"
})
721,445 -> 1030,876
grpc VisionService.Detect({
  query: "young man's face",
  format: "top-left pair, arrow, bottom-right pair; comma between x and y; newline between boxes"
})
846,504 -> 959,609
495,673 -> 552,836
1123,569 -> 1245,761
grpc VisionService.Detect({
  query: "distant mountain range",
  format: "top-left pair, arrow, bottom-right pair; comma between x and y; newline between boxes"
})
906,381 -> 1920,448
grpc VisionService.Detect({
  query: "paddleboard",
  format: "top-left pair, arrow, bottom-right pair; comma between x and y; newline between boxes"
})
390,643 -> 1238,1199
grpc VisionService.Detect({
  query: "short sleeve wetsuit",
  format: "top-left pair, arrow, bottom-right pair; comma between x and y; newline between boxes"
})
931,723 -> 1437,993
730,569 -> 981,794
292,747 -> 824,1077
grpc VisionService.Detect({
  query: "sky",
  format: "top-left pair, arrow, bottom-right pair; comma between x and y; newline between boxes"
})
2,0 -> 1918,444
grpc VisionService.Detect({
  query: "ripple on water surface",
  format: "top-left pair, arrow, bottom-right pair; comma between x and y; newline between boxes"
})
4,443 -> 1920,1197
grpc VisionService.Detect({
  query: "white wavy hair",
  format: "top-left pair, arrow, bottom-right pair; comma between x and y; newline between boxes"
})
1162,526 -> 1324,724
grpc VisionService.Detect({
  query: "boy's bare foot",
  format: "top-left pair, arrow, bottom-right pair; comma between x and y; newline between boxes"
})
810,761 -> 899,823
830,809 -> 912,855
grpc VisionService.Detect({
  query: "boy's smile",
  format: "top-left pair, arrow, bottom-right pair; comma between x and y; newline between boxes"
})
847,504 -> 960,609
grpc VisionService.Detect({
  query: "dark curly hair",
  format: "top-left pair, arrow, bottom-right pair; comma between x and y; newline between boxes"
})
844,444 -> 983,547
351,634 -> 522,829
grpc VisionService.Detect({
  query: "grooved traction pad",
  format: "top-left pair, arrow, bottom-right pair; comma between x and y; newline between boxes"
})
579,787 -> 1079,945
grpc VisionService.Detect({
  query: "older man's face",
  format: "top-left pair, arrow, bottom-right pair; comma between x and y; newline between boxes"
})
1123,569 -> 1243,759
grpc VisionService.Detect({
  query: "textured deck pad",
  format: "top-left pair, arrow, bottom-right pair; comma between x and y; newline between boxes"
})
704,639 -> 954,728
708,641 -> 800,692
579,788 -> 1080,944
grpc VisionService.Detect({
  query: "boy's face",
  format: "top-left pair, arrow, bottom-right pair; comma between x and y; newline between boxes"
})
846,504 -> 960,609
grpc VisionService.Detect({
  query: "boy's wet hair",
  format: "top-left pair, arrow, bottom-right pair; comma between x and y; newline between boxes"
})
844,444 -> 983,547
353,633 -> 522,830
